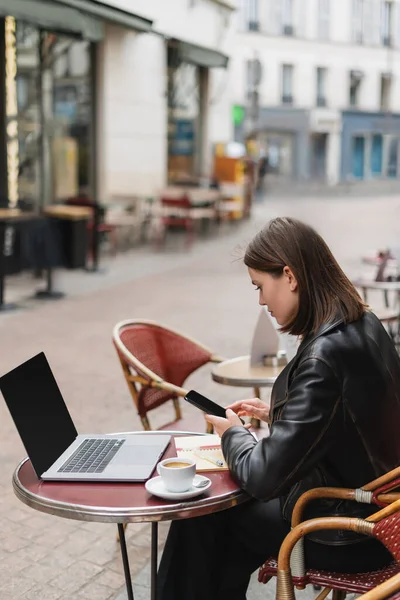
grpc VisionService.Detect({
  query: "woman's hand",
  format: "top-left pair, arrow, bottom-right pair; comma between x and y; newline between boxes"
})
226,398 -> 270,424
205,409 -> 249,438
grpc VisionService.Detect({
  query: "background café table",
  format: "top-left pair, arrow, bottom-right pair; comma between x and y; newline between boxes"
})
0,208 -> 37,311
13,431 -> 248,600
211,355 -> 285,428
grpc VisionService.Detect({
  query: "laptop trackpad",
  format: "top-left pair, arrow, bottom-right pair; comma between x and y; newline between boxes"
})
113,445 -> 162,466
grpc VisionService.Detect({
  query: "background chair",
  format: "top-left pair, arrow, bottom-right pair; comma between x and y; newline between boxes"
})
259,467 -> 400,600
272,497 -> 400,600
153,187 -> 219,248
113,319 -> 225,432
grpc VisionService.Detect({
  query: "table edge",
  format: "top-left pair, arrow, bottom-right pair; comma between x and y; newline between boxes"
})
211,372 -> 277,387
211,355 -> 279,387
13,458 -> 249,524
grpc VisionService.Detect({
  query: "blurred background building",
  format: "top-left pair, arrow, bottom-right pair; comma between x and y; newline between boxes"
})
232,0 -> 400,185
3,0 -> 400,215
0,0 -> 235,211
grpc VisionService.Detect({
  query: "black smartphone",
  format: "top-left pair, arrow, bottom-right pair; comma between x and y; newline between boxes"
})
184,390 -> 245,424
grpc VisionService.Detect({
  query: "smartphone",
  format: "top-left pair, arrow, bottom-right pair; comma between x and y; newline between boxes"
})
184,390 -> 245,424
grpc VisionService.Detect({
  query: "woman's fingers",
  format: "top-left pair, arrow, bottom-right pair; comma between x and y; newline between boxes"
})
226,400 -> 246,412
242,403 -> 263,414
226,398 -> 261,412
241,403 -> 270,422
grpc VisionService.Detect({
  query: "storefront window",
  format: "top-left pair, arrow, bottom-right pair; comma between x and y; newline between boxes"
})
52,37 -> 92,200
387,137 -> 398,179
16,22 -> 40,209
15,22 -> 93,209
167,49 -> 200,183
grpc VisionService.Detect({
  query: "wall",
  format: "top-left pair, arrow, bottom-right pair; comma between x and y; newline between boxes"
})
232,0 -> 400,113
97,26 -> 167,200
97,0 -> 235,51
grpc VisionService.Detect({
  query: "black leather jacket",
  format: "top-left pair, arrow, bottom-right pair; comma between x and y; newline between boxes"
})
222,311 -> 400,545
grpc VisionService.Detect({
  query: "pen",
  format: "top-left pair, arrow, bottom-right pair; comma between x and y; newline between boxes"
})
193,451 -> 224,468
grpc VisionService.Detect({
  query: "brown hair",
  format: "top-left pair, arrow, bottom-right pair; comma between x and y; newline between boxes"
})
244,217 -> 366,337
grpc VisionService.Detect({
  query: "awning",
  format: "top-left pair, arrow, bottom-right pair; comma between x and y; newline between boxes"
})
0,0 -> 104,41
169,38 -> 229,69
54,0 -> 153,33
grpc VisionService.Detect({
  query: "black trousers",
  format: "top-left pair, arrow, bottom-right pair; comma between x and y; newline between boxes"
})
157,499 -> 392,600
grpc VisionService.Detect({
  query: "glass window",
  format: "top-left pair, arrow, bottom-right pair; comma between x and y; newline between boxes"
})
380,74 -> 391,110
14,23 -> 93,209
282,0 -> 293,34
349,73 -> 362,107
352,0 -> 364,43
49,36 -> 92,200
381,1 -> 392,45
282,64 -> 294,104
15,21 -> 40,209
316,67 -> 327,106
387,137 -> 398,178
245,0 -> 259,31
317,0 -> 330,40
167,49 -> 201,183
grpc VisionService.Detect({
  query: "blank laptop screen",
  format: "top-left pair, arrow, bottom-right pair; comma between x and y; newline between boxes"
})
0,352 -> 78,477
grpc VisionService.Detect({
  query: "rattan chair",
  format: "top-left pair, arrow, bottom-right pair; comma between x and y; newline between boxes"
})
113,319 -> 225,433
272,497 -> 400,600
358,572 -> 400,600
259,467 -> 400,600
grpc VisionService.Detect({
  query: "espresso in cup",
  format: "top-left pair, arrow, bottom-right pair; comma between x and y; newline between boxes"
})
157,458 -> 196,492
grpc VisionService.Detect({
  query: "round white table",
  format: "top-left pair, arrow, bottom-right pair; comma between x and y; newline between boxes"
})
211,355 -> 286,427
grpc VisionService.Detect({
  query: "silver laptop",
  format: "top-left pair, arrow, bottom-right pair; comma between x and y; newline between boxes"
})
0,352 -> 170,482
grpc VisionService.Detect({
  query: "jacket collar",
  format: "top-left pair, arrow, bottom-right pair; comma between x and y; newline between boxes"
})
297,312 -> 345,358
269,313 -> 345,420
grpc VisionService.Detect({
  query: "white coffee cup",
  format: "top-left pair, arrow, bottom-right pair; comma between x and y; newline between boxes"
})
157,458 -> 196,493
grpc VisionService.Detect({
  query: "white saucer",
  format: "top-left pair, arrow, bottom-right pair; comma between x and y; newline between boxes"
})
145,475 -> 211,501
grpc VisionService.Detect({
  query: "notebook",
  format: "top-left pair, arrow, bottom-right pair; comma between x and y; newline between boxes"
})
175,435 -> 228,472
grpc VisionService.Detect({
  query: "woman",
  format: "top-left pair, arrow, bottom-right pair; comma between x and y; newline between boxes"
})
157,217 -> 400,600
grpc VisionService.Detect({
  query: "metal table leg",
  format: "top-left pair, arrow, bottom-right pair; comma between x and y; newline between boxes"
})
151,522 -> 158,600
35,268 -> 64,300
117,523 -> 134,600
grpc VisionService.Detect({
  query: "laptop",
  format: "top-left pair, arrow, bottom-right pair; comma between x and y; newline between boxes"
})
0,352 -> 170,482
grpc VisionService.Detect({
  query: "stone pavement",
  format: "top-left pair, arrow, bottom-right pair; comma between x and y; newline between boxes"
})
0,194 -> 399,599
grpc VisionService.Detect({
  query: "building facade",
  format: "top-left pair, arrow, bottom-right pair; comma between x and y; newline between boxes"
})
96,0 -> 235,200
232,0 -> 400,184
0,0 -> 235,210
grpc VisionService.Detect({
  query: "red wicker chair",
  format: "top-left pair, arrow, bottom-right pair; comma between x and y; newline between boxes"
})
113,319 -> 225,432
358,572 -> 400,600
153,189 -> 218,249
259,467 -> 400,600
272,497 -> 400,600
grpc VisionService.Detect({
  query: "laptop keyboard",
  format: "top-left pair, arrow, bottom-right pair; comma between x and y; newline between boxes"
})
58,438 -> 125,473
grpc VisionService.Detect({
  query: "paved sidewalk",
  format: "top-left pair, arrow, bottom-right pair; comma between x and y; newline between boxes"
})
0,195 -> 399,599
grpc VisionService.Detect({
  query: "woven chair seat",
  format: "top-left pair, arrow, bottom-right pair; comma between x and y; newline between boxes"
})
119,324 -> 211,416
259,558 -> 400,593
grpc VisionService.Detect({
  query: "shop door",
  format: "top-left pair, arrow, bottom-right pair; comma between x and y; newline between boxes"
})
370,134 -> 383,176
387,138 -> 399,179
352,136 -> 365,179
311,134 -> 327,181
